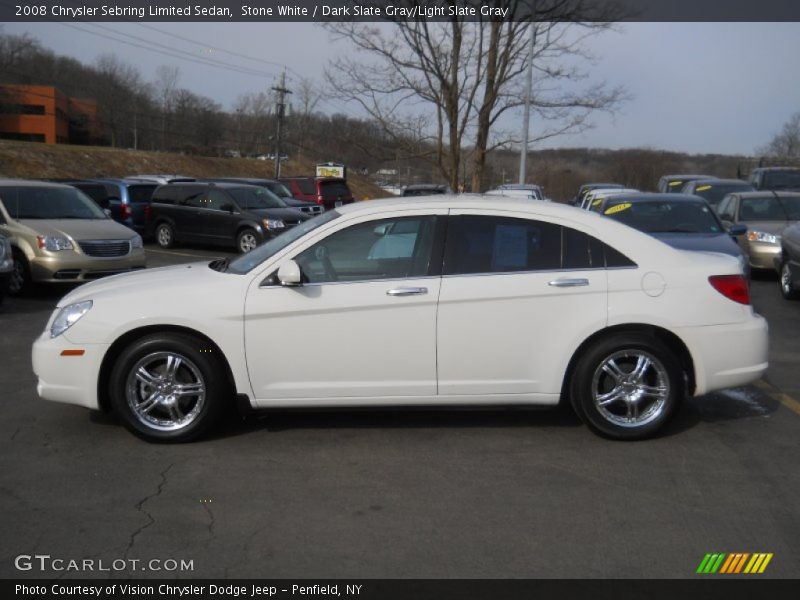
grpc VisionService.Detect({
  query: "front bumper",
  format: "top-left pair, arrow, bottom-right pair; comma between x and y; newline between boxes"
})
32,330 -> 108,410
28,249 -> 146,283
676,314 -> 769,396
746,241 -> 781,271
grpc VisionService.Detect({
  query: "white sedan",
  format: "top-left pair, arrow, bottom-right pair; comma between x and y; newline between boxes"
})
32,196 -> 768,442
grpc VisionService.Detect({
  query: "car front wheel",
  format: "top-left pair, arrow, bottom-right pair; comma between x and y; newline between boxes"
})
108,333 -> 229,442
780,259 -> 799,300
9,250 -> 30,295
570,334 -> 683,440
237,228 -> 260,254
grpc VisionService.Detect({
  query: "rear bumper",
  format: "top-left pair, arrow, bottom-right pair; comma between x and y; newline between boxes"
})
32,330 -> 107,410
676,314 -> 769,396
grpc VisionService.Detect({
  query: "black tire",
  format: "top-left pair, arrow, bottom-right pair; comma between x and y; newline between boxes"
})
9,249 -> 31,296
108,333 -> 231,442
570,333 -> 683,440
779,259 -> 799,300
236,228 -> 260,254
155,222 -> 175,249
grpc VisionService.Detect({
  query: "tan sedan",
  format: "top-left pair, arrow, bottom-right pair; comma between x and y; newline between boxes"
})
0,180 -> 146,293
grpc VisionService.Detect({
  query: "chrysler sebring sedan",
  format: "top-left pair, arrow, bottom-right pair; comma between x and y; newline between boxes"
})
32,196 -> 769,442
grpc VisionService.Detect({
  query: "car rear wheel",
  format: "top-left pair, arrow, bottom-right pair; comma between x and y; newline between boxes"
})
237,228 -> 259,254
155,223 -> 175,249
109,333 -> 229,442
570,333 -> 683,440
780,260 -> 799,300
9,250 -> 30,295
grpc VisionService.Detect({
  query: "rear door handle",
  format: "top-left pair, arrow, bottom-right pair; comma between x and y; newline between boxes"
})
386,287 -> 428,296
548,278 -> 589,287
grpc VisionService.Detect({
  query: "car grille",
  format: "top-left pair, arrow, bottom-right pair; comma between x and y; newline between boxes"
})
298,205 -> 323,215
78,239 -> 131,257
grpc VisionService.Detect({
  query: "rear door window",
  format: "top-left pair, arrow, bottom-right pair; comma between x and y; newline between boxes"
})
320,181 -> 352,199
127,185 -> 157,203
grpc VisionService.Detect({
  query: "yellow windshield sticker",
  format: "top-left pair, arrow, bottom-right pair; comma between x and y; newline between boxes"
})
605,203 -> 632,215
669,180 -> 682,187
695,185 -> 712,192
592,199 -> 602,206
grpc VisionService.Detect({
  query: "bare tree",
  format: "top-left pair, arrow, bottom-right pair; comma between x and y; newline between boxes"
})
325,0 -> 628,191
94,54 -> 142,147
292,77 -> 324,153
233,91 -> 273,154
152,65 -> 180,150
759,113 -> 800,159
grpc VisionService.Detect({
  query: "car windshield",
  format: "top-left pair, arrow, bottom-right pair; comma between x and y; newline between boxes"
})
763,170 -> 800,190
691,183 -> 753,208
264,181 -> 293,199
0,186 -> 107,219
604,200 -> 723,234
740,196 -> 790,221
226,210 -> 341,274
227,187 -> 286,210
778,195 -> 800,219
321,181 -> 351,198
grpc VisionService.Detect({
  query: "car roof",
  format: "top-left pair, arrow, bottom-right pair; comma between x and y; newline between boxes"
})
687,178 -> 751,186
735,191 -> 800,199
751,166 -> 800,172
661,174 -> 713,179
0,179 -> 75,189
159,181 -> 262,190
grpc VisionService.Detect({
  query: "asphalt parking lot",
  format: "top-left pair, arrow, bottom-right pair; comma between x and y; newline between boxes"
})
1,244 -> 799,579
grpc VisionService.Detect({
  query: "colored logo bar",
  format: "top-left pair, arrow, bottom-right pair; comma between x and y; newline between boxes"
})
697,553 -> 773,574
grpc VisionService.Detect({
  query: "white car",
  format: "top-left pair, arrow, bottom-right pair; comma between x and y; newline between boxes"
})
32,196 -> 768,442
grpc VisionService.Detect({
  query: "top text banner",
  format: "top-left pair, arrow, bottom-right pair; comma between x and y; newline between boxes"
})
4,0 -> 800,22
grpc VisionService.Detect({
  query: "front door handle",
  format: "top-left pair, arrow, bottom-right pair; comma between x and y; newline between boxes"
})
386,287 -> 428,296
548,278 -> 589,287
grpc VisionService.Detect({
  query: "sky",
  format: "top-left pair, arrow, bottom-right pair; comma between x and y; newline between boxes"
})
3,21 -> 799,156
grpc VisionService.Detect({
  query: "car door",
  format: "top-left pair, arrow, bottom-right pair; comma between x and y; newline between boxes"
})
199,189 -> 241,245
173,185 -> 207,242
436,210 -> 608,398
244,209 -> 446,402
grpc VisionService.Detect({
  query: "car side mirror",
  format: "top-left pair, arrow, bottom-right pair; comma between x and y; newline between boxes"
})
103,208 -> 112,218
373,223 -> 390,237
220,203 -> 235,213
277,260 -> 302,286
729,223 -> 747,236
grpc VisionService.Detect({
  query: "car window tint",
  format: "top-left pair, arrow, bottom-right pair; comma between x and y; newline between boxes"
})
717,196 -> 735,221
181,188 -> 206,208
444,216 -> 561,275
563,227 -> 596,269
739,196 -> 788,221
152,185 -> 177,204
296,216 -> 437,284
320,181 -> 351,198
128,185 -> 157,203
296,179 -> 315,195
604,243 -> 637,268
206,190 -> 229,210
777,195 -> 800,219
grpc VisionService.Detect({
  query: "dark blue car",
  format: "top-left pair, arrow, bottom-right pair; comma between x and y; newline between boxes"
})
595,193 -> 749,276
69,179 -> 157,236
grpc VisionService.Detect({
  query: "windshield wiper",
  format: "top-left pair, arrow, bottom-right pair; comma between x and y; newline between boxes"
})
209,257 -> 230,272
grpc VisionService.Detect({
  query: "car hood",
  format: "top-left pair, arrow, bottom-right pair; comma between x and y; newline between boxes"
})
57,261 -> 230,307
18,218 -> 137,240
281,197 -> 314,208
248,208 -> 310,221
739,220 -> 794,235
652,232 -> 743,258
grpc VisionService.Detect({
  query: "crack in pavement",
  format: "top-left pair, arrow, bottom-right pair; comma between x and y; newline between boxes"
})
124,462 -> 175,559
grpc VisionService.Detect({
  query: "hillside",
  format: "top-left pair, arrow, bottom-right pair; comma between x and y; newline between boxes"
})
0,140 -> 388,200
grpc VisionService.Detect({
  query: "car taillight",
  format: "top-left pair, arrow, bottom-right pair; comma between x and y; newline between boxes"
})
143,205 -> 151,221
120,204 -> 131,220
316,194 -> 324,205
708,275 -> 750,305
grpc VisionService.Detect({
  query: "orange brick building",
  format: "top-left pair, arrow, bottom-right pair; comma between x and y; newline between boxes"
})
0,84 -> 102,144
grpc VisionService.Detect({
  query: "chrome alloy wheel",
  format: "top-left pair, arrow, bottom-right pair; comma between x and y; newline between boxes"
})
239,232 -> 258,253
157,225 -> 172,247
591,350 -> 669,428
125,352 -> 206,432
781,262 -> 794,296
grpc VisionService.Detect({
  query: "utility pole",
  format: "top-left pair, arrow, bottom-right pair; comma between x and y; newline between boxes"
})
519,22 -> 535,184
272,70 -> 292,178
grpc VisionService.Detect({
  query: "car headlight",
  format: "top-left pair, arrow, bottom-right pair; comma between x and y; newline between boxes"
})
50,300 -> 93,338
746,231 -> 779,244
262,219 -> 285,230
130,235 -> 143,249
37,235 -> 73,251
